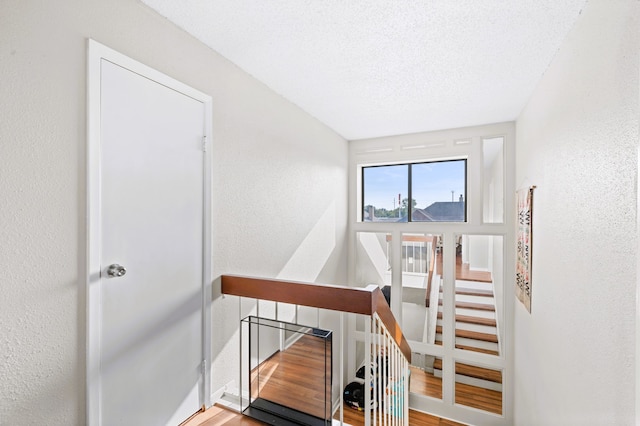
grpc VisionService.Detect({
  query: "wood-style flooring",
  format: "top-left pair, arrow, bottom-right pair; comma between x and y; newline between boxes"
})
183,404 -> 465,426
182,360 -> 499,426
337,404 -> 464,426
250,333 -> 331,419
181,405 -> 264,426
436,252 -> 493,283
409,365 -> 502,416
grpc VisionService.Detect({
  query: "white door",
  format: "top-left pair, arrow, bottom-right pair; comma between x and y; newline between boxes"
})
87,40 -> 212,426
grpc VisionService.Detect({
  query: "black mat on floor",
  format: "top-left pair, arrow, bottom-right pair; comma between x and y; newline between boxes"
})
244,398 -> 330,426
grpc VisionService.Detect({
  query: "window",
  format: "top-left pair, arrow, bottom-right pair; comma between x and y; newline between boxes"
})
362,159 -> 467,222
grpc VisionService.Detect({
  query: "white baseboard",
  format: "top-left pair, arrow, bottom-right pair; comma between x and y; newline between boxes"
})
211,380 -> 236,405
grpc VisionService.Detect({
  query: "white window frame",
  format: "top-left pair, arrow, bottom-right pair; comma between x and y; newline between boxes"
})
347,122 -> 515,426
361,159 -> 468,223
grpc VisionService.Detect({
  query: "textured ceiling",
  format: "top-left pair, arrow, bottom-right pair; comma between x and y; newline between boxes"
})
140,0 -> 587,140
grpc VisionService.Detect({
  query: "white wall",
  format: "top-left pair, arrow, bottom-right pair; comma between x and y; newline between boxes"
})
467,235 -> 490,271
0,1 -> 348,424
514,0 -> 639,424
483,137 -> 505,223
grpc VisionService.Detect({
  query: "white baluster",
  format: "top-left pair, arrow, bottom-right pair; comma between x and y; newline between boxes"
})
365,316 -> 371,426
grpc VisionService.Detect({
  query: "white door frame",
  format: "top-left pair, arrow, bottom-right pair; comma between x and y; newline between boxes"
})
86,39 -> 213,425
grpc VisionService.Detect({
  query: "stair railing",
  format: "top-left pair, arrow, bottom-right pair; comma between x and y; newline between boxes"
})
366,291 -> 411,426
221,275 -> 411,426
425,235 -> 438,308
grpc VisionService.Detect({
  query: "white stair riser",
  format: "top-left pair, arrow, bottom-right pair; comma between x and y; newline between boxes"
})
438,306 -> 496,320
453,294 -> 494,304
454,280 -> 494,290
436,320 -> 497,335
456,323 -> 497,335
454,308 -> 496,319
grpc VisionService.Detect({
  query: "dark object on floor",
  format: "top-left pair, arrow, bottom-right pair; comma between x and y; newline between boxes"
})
343,381 -> 365,411
355,357 -> 389,384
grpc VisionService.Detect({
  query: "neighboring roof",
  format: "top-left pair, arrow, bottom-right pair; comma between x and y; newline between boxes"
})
397,201 -> 465,222
423,202 -> 465,222
412,209 -> 434,221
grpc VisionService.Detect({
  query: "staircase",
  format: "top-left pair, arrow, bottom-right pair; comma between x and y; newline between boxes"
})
433,277 -> 502,392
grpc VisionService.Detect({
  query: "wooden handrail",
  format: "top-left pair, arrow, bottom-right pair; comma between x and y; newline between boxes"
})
221,275 -> 412,362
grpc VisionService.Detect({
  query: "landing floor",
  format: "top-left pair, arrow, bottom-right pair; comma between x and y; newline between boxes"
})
183,404 -> 465,426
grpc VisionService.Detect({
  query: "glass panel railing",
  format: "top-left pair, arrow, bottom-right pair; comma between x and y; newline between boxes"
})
241,316 -> 332,426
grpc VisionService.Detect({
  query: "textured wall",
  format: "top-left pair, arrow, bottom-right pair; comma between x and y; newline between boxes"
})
514,0 -> 639,424
0,1 -> 348,424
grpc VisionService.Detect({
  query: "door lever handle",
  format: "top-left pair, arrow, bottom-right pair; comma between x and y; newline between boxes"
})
106,264 -> 127,278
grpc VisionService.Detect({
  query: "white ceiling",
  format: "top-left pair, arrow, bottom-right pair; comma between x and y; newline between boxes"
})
140,0 -> 587,140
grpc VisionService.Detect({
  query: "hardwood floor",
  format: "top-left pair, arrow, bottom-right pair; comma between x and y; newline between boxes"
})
183,403 -> 465,426
250,333 -> 331,419
181,349 -> 476,426
337,404 -> 464,426
183,365 -> 499,426
410,365 -> 443,399
455,382 -> 502,416
409,365 -> 502,416
436,252 -> 493,282
181,405 -> 264,426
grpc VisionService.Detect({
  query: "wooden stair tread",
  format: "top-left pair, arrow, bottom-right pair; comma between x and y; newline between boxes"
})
456,344 -> 500,356
440,286 -> 494,297
436,326 -> 499,343
433,359 -> 502,384
437,312 -> 497,327
438,300 -> 495,311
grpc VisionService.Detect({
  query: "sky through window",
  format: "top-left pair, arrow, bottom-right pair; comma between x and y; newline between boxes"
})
363,160 -> 466,211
